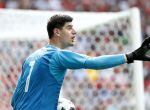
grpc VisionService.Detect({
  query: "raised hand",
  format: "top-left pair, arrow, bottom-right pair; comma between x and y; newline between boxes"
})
126,37 -> 150,63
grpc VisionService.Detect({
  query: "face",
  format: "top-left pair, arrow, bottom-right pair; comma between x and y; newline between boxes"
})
58,22 -> 76,48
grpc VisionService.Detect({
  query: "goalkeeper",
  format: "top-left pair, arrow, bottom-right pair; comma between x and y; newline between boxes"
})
11,14 -> 150,110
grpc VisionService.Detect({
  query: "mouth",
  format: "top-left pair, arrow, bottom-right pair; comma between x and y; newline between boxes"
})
72,36 -> 75,39
72,39 -> 75,43
71,36 -> 75,42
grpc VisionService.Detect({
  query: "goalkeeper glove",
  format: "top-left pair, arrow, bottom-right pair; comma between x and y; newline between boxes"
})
126,37 -> 150,63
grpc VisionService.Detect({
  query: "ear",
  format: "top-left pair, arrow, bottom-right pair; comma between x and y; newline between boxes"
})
53,28 -> 60,37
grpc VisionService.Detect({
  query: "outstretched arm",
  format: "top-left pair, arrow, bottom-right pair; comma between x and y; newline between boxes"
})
85,54 -> 126,69
55,50 -> 126,69
55,37 -> 150,70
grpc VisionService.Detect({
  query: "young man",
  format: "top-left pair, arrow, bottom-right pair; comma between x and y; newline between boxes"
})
11,14 -> 150,110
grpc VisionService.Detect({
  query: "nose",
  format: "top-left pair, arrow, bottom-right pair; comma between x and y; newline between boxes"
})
72,28 -> 76,35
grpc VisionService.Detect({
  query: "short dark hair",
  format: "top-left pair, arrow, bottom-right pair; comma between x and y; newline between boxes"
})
47,14 -> 73,39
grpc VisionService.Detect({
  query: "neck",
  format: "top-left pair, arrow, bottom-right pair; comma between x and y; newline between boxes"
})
49,39 -> 65,49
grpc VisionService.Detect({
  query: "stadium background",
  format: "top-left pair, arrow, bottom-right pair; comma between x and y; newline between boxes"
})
0,0 -> 150,110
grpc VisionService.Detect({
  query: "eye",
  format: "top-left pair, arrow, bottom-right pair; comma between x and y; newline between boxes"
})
67,27 -> 72,30
66,25 -> 73,30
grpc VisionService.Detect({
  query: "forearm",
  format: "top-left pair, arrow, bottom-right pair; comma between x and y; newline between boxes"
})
85,54 -> 126,69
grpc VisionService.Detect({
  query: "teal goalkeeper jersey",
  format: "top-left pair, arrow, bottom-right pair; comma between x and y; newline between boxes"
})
11,44 -> 126,110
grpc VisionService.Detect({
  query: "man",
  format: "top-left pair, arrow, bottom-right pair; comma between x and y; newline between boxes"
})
11,14 -> 150,110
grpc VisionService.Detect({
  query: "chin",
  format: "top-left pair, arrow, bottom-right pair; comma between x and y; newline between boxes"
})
71,42 -> 75,46
68,42 -> 75,46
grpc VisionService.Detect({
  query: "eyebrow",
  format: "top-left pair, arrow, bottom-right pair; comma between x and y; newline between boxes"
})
66,24 -> 73,27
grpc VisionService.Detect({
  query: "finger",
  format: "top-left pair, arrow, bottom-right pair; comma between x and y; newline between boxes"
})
144,55 -> 150,61
144,33 -> 149,38
145,37 -> 150,42
142,37 -> 150,46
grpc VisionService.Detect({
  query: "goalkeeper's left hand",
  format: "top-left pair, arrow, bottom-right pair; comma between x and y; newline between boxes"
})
126,37 -> 150,63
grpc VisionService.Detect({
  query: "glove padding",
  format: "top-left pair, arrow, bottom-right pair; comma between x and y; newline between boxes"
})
126,37 -> 150,63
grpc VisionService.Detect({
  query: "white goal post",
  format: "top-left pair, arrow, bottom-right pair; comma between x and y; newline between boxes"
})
0,8 -> 145,110
130,9 -> 145,110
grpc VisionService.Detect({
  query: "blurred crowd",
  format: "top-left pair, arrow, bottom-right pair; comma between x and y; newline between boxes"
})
0,0 -> 150,110
0,0 -> 150,37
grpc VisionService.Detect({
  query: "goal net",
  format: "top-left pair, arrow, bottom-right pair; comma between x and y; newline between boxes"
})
0,8 -> 145,110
